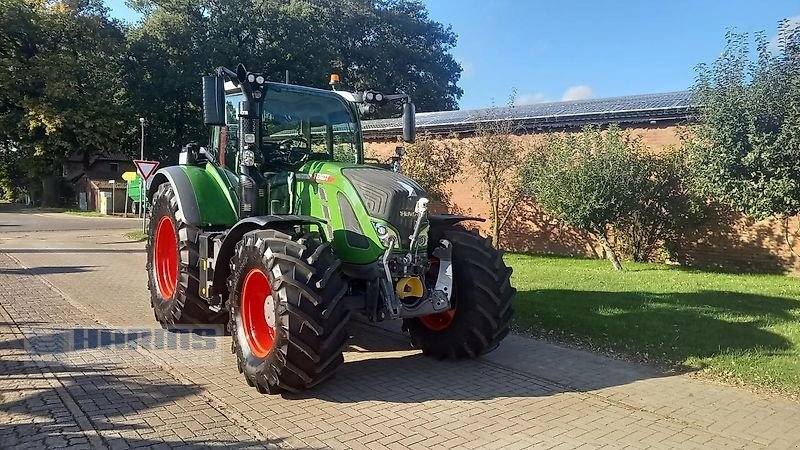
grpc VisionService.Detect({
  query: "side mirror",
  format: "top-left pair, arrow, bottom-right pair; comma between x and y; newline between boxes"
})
402,102 -> 416,143
202,75 -> 226,126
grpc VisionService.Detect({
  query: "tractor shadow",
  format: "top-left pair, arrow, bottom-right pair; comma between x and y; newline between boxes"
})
287,321 -> 668,403
304,288 -> 798,404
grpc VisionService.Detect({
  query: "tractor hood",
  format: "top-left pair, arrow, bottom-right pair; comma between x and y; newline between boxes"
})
341,167 -> 428,247
295,161 -> 429,264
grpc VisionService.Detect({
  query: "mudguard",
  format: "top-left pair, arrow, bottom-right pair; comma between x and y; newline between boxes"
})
147,165 -> 238,227
211,215 -> 326,293
429,214 -> 485,227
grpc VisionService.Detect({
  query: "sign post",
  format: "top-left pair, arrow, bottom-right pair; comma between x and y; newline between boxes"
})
122,171 -> 137,218
109,180 -> 116,216
133,160 -> 160,233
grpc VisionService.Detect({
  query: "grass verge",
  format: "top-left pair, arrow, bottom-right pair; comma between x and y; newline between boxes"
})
507,253 -> 800,394
122,231 -> 147,242
59,209 -> 104,217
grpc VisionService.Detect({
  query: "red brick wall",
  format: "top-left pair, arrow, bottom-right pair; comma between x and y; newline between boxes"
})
365,124 -> 800,274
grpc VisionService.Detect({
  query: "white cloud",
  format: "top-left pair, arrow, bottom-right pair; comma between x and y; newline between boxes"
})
561,85 -> 594,101
768,15 -> 800,54
459,59 -> 475,79
516,92 -> 549,105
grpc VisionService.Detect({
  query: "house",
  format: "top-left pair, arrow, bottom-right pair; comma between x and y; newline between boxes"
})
62,151 -> 136,213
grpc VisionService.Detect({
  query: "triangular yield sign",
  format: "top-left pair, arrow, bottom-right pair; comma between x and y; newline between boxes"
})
133,160 -> 160,181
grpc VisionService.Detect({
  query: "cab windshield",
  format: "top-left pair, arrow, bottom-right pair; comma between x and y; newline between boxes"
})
262,85 -> 362,164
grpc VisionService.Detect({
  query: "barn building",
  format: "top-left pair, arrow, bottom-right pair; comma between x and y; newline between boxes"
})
361,91 -> 800,274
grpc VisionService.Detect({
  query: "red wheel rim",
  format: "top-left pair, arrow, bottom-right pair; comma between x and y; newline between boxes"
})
420,309 -> 456,331
420,256 -> 457,331
153,216 -> 178,300
241,269 -> 276,358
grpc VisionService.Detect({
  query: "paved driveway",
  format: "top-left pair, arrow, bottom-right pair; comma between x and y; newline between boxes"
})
0,209 -> 798,449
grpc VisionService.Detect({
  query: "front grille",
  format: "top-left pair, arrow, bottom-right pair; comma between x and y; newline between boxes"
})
342,168 -> 427,248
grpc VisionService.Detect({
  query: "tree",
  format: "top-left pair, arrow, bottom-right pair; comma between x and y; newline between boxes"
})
124,0 -> 464,162
688,24 -> 800,224
400,133 -> 463,206
0,0 -> 129,203
467,105 -> 524,248
522,125 -> 651,271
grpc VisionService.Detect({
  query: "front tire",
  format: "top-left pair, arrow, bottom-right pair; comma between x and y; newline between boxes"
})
406,227 -> 515,358
146,183 -> 227,326
228,229 -> 349,393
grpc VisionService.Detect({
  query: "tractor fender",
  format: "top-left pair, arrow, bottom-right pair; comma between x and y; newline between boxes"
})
147,165 -> 238,227
429,214 -> 485,227
211,215 -> 326,294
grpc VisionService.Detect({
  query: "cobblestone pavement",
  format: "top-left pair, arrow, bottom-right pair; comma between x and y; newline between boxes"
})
1,216 -> 799,448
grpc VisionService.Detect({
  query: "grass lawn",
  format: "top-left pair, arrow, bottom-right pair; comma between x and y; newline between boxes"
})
507,254 -> 800,394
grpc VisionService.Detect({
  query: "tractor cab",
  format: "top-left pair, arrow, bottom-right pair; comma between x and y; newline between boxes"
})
210,81 -> 364,175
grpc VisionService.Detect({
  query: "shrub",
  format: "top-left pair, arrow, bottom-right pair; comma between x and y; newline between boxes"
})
615,149 -> 704,262
400,133 -> 463,205
522,125 -> 652,270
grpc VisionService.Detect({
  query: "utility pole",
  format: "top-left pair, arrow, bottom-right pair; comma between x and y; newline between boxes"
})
140,117 -> 145,160
139,117 -> 146,231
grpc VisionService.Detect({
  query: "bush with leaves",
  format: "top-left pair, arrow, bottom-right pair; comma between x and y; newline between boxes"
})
615,149 -> 705,262
522,125 -> 652,270
687,24 -> 800,225
400,133 -> 463,205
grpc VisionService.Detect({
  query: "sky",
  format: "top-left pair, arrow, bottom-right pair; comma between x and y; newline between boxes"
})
105,0 -> 799,110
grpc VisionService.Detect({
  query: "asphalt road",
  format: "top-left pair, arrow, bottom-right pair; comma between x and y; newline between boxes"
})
0,208 -> 798,449
0,203 -> 142,232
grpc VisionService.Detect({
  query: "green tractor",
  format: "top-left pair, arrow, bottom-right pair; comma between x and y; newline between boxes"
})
145,64 -> 515,393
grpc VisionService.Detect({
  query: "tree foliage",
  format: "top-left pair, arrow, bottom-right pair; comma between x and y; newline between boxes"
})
0,0 -> 463,199
467,107 -> 524,248
522,125 -> 651,270
125,0 -> 463,162
615,148 -> 704,262
400,133 -> 462,205
688,24 -> 800,220
0,0 -> 129,203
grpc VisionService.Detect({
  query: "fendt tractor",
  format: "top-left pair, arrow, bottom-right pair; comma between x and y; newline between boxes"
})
145,64 -> 515,393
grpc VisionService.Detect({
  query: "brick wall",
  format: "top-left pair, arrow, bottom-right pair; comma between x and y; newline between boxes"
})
364,124 -> 800,274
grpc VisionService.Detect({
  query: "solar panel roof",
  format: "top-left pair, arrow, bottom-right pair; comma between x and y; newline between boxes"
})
361,90 -> 696,133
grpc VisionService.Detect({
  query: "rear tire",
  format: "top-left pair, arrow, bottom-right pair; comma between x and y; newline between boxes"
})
406,226 -> 515,358
228,229 -> 349,393
146,183 -> 228,326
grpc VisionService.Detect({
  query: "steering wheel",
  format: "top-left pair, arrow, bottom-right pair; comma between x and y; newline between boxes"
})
270,136 -> 310,166
278,136 -> 309,150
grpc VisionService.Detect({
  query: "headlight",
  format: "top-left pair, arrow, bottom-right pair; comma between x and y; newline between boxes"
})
416,225 -> 429,248
371,220 -> 399,247
247,74 -> 256,83
242,149 -> 255,166
374,92 -> 384,103
255,75 -> 265,84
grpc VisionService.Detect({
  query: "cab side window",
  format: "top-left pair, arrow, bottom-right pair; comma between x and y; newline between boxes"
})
223,94 -> 242,171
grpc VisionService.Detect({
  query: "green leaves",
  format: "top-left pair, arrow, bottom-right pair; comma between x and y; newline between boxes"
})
123,0 -> 463,164
688,24 -> 800,220
0,0 -> 463,200
520,125 -> 702,268
522,125 -> 648,233
401,133 -> 463,204
0,0 -> 130,201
